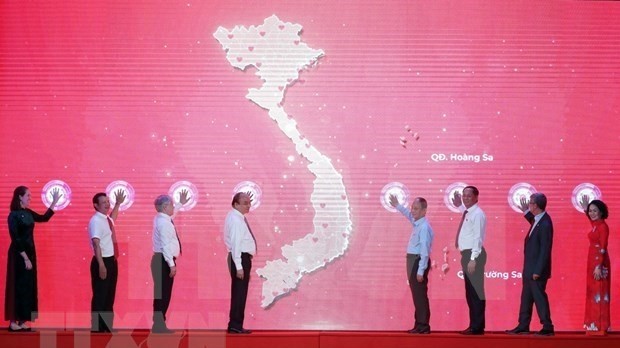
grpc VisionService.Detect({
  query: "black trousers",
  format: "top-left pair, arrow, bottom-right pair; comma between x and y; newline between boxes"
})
517,276 -> 554,330
151,253 -> 175,328
460,248 -> 486,331
90,256 -> 118,331
407,254 -> 430,330
227,252 -> 251,330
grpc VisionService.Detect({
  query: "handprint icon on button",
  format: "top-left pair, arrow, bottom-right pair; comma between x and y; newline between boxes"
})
41,180 -> 72,211
380,182 -> 410,213
106,180 -> 135,211
234,181 -> 262,211
508,182 -> 537,213
169,181 -> 199,211
571,183 -> 601,212
444,182 -> 468,213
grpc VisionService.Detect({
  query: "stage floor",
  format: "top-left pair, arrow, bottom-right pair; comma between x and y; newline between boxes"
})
1,330 -> 619,348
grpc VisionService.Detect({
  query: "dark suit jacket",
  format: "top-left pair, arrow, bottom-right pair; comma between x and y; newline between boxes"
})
523,211 -> 553,279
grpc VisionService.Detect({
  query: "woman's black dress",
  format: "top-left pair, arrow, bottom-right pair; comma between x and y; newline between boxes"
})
5,208 -> 54,322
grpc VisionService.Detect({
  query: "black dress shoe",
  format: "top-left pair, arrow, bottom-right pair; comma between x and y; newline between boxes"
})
505,327 -> 530,335
416,328 -> 431,334
227,327 -> 251,334
407,327 -> 430,334
535,329 -> 554,336
461,329 -> 484,335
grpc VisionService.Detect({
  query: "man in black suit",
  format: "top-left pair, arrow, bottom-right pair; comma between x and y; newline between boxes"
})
506,193 -> 554,336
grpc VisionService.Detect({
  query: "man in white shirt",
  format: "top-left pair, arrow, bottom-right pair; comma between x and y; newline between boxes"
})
88,189 -> 125,333
453,186 -> 487,335
151,191 -> 189,334
224,192 -> 256,334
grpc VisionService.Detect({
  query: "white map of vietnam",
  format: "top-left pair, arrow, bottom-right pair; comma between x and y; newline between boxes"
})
214,15 -> 353,308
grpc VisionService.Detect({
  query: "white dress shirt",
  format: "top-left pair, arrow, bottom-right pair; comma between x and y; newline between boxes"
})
224,209 -> 256,270
457,203 -> 486,260
152,212 -> 180,267
88,211 -> 115,257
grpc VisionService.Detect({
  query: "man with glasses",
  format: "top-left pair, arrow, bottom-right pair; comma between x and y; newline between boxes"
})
151,190 -> 189,333
506,193 -> 555,336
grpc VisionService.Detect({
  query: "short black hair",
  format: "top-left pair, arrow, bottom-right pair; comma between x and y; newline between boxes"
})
463,185 -> 479,197
92,192 -> 107,210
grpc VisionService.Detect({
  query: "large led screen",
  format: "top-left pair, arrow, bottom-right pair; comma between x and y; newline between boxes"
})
1,0 -> 619,331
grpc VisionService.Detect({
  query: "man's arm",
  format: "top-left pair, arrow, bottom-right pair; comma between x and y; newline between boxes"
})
92,238 -> 107,280
417,226 -> 431,281
109,189 -> 126,221
229,219 -> 245,280
534,218 -> 553,279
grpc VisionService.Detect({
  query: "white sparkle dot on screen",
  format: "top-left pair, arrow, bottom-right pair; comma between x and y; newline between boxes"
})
360,154 -> 366,159
442,128 -> 446,132
287,155 -> 295,162
296,255 -> 304,263
283,174 -> 288,179
164,45 -> 167,48
187,3 -> 191,6
559,138 -> 563,142
342,105 -> 346,109
364,192 -> 369,198
225,124 -> 228,128
428,178 -> 432,182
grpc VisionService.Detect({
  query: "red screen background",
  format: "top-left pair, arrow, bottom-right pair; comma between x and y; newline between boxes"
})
1,0 -> 619,331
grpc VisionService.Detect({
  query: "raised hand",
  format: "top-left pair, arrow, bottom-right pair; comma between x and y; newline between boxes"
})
518,196 -> 529,213
114,189 -> 126,206
580,194 -> 590,212
389,194 -> 399,208
452,191 -> 462,208
48,187 -> 63,210
178,189 -> 190,205
245,191 -> 254,204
